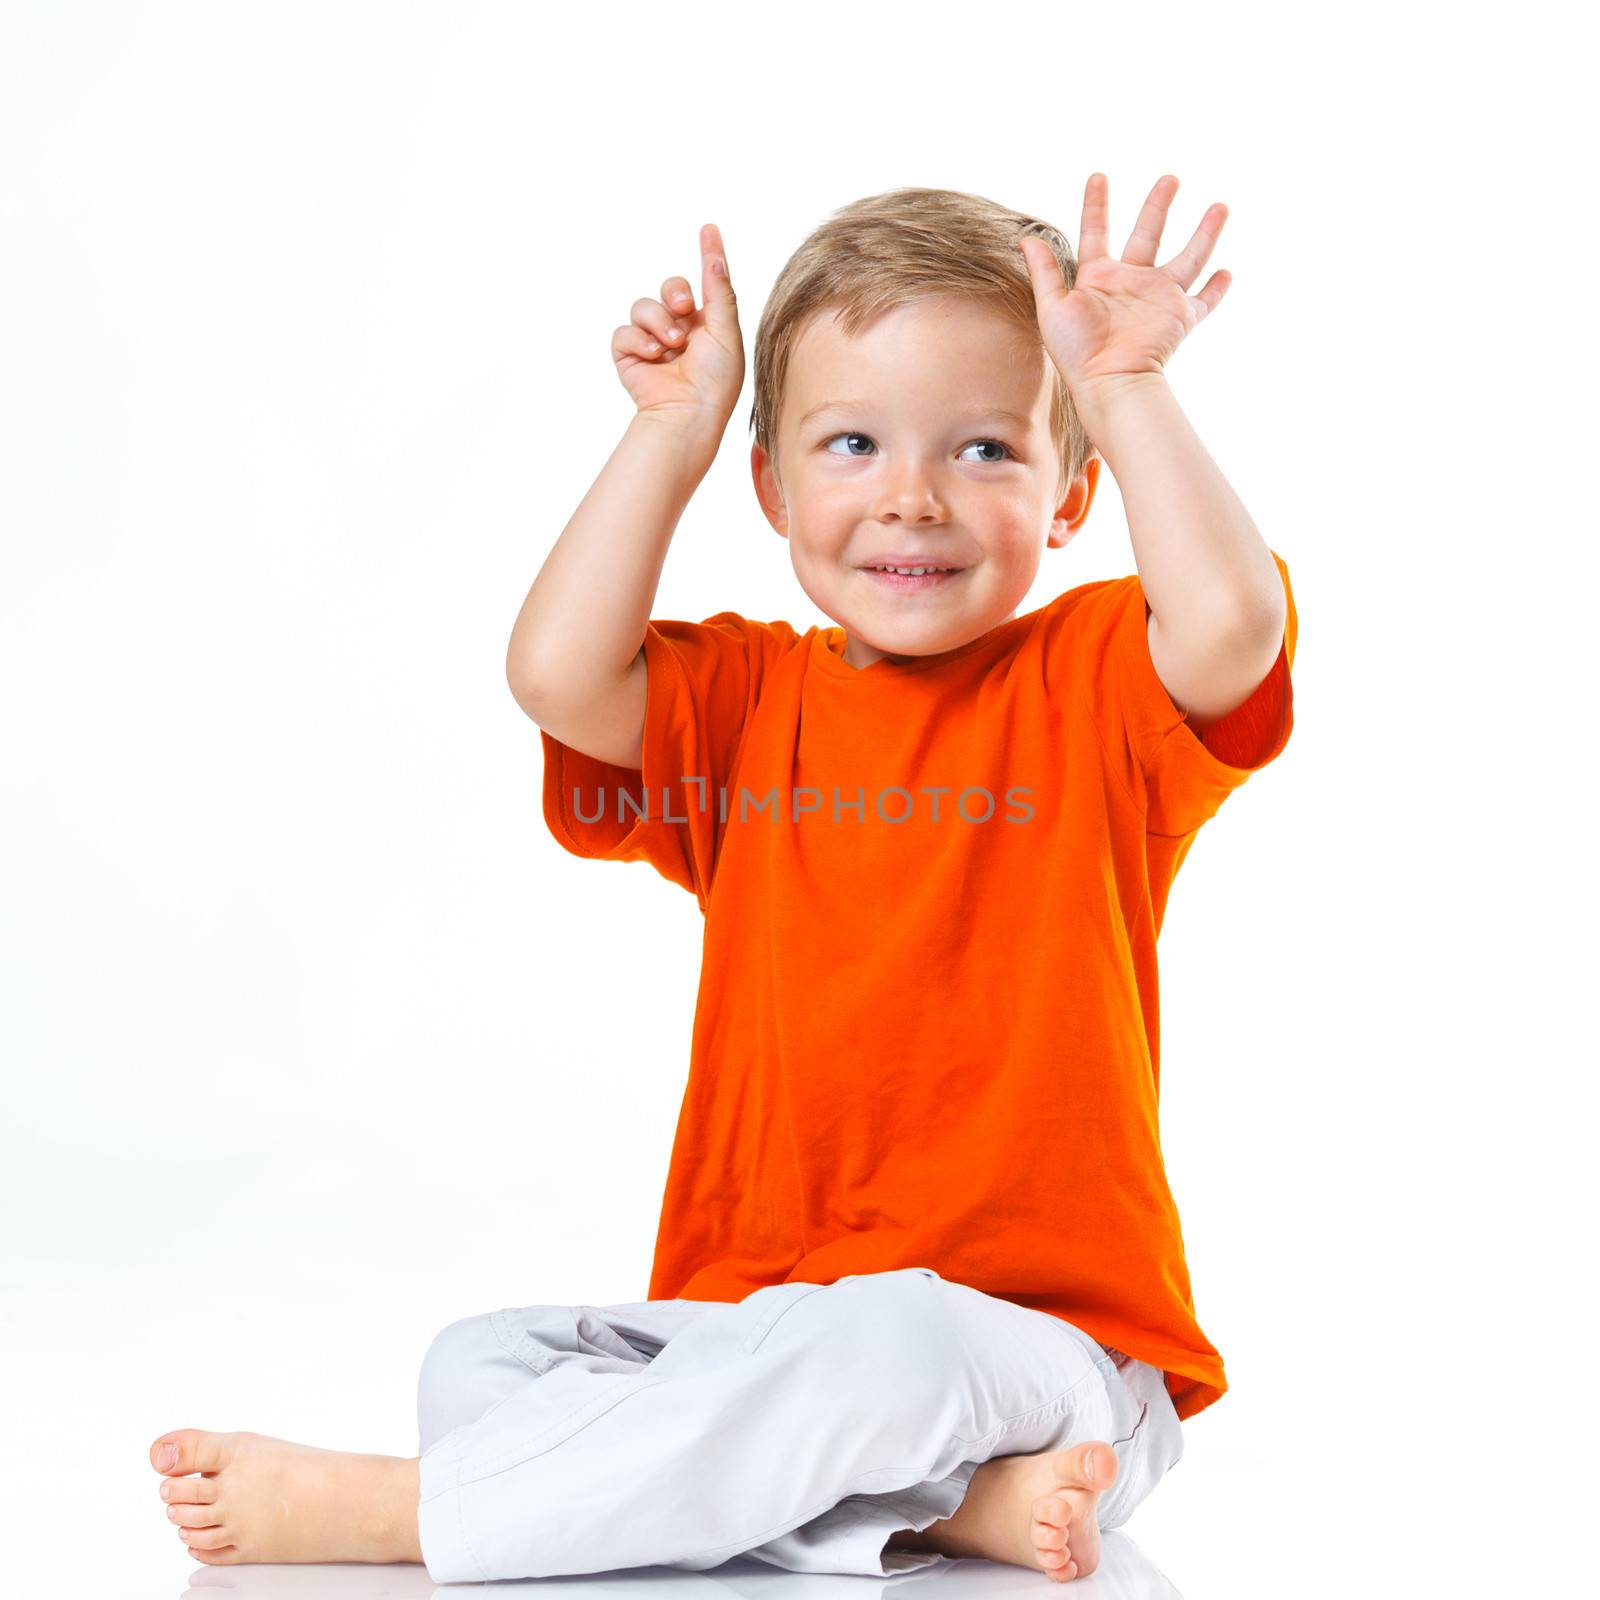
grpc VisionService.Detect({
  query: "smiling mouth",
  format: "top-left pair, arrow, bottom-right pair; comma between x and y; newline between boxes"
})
859,566 -> 965,591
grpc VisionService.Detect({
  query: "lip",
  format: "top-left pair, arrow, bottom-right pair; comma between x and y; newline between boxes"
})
859,566 -> 965,593
857,555 -> 966,571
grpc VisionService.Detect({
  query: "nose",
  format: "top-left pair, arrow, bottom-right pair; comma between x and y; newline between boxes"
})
874,464 -> 947,524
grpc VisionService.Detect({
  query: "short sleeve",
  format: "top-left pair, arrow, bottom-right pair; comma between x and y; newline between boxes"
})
1049,550 -> 1297,837
539,611 -> 797,910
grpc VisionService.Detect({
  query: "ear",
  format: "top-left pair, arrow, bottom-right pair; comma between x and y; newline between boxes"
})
1045,455 -> 1101,551
750,441 -> 790,538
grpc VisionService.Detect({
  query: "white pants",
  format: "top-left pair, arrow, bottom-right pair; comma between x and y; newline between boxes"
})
415,1266 -> 1184,1582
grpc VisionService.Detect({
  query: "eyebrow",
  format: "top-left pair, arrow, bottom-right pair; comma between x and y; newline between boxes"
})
797,400 -> 1035,432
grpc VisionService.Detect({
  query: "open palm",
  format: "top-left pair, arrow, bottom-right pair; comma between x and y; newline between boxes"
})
1020,174 -> 1231,396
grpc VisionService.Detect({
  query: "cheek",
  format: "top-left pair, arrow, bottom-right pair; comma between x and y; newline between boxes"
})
966,483 -> 1056,534
963,492 -> 1043,547
785,486 -> 859,544
971,476 -> 1043,515
796,475 -> 861,515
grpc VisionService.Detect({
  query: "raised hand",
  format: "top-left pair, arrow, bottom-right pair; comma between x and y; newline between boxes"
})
612,223 -> 744,436
1018,174 -> 1230,409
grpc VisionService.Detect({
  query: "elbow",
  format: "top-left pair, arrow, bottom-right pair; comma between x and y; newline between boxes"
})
1237,571 -> 1289,652
506,650 -> 552,723
1205,562 -> 1287,652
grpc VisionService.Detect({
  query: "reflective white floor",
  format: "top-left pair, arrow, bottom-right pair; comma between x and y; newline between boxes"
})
6,1264 -> 1579,1595
133,1539 -> 1181,1598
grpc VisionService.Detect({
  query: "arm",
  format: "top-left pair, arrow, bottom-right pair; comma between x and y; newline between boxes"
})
1077,374 -> 1288,731
506,223 -> 743,765
1019,174 -> 1289,730
506,412 -> 720,759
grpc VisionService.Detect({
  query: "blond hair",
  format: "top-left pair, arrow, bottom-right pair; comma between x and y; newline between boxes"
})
750,186 -> 1090,501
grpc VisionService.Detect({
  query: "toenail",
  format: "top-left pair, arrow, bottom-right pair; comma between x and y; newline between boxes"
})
167,1506 -> 178,1521
157,1444 -> 177,1470
160,1482 -> 170,1499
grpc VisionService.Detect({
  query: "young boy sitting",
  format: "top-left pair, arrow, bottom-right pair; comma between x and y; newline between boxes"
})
148,174 -> 1296,1584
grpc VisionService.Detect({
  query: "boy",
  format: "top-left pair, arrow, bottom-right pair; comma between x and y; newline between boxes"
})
147,175 -> 1296,1583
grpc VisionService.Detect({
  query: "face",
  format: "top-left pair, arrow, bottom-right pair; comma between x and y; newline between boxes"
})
751,294 -> 1100,669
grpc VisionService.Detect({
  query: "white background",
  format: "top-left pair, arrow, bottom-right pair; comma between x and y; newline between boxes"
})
3,2 -> 1592,1594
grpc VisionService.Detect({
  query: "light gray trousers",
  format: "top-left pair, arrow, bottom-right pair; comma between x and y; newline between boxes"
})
415,1266 -> 1184,1582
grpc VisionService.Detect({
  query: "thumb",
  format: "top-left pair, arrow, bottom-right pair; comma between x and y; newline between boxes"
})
1018,234 -> 1069,317
699,222 -> 739,329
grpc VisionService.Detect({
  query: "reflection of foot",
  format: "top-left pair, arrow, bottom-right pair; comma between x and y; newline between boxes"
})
888,1439 -> 1115,1581
148,1429 -> 423,1565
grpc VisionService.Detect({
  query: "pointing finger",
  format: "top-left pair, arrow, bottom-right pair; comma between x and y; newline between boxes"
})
699,222 -> 737,320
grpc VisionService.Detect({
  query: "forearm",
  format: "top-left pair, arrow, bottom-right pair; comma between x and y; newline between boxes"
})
1078,374 -> 1286,638
506,411 -> 722,707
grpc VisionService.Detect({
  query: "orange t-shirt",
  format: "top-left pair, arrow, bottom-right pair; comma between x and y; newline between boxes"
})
540,552 -> 1297,1422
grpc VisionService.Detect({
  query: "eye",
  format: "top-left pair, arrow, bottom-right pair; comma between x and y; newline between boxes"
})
821,433 -> 1015,462
959,439 -> 1013,464
822,432 -> 876,457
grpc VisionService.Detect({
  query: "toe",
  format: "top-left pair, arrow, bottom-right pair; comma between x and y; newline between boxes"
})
150,1432 -> 190,1473
161,1474 -> 217,1506
150,1429 -> 228,1477
1074,1440 -> 1116,1493
188,1544 -> 240,1565
1033,1519 -> 1068,1551
168,1502 -> 222,1529
183,1524 -> 232,1551
1034,1490 -> 1074,1526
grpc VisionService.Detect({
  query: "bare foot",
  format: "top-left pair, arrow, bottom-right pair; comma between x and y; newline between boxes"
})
148,1429 -> 423,1565
887,1439 -> 1115,1582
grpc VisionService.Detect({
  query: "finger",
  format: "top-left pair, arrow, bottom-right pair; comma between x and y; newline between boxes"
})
1017,235 -> 1071,317
1161,203 -> 1227,289
662,275 -> 696,318
613,322 -> 668,363
629,296 -> 687,347
1189,269 -> 1231,324
699,222 -> 737,322
1122,174 -> 1178,267
1078,172 -> 1111,264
